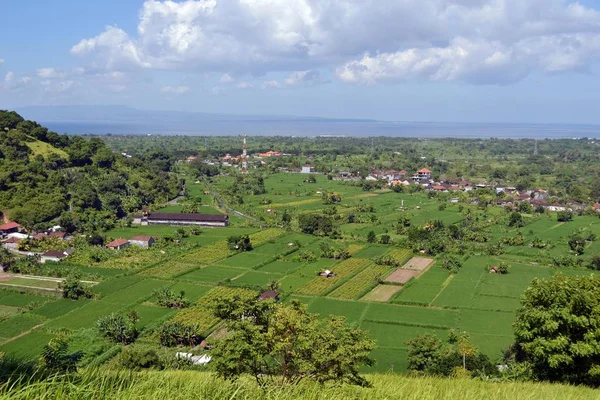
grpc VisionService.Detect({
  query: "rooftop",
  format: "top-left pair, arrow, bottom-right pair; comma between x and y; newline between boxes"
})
147,213 -> 228,222
107,238 -> 130,248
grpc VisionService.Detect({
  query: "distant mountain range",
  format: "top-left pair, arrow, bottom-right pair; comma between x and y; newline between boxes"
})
16,105 -> 374,124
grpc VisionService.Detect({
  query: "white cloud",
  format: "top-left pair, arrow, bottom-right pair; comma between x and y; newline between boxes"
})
70,0 -> 600,84
37,67 -> 66,79
161,85 -> 190,94
337,34 -> 600,84
220,73 -> 235,83
0,59 -> 4,65
236,81 -> 253,89
211,86 -> 222,95
262,80 -> 283,89
3,72 -> 32,90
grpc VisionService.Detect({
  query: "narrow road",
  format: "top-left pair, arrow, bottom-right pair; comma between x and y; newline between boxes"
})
202,179 -> 263,225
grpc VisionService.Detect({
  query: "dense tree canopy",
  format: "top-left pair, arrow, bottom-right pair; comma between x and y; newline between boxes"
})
0,110 -> 180,231
514,274 -> 600,386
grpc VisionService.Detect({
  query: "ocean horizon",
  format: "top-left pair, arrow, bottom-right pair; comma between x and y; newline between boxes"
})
41,120 -> 600,139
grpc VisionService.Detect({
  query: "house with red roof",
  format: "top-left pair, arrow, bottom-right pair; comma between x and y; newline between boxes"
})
0,222 -> 20,238
106,238 -> 130,250
413,168 -> 432,182
130,235 -> 156,248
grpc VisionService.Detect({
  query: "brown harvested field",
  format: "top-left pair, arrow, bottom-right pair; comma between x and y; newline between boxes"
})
385,269 -> 420,284
402,257 -> 434,271
361,284 -> 402,302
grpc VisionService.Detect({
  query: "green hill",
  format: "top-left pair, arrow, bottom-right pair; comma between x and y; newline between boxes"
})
25,137 -> 69,159
1,370 -> 597,400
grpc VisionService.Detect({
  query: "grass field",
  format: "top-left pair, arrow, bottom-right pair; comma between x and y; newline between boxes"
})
2,369 -> 599,400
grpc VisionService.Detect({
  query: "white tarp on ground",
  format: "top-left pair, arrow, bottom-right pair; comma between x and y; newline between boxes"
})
176,352 -> 212,365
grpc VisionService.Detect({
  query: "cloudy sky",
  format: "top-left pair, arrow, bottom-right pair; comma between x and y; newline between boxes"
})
2,0 -> 600,122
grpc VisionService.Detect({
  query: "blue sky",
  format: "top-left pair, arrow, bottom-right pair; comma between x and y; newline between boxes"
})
2,0 -> 600,123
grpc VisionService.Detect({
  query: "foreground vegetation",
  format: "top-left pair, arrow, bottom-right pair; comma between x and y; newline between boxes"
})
1,369 -> 598,400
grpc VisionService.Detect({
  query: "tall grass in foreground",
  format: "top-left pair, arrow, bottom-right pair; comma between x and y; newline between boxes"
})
2,370 -> 600,400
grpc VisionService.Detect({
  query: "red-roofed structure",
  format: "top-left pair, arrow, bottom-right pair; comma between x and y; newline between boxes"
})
0,222 -> 20,234
130,235 -> 156,247
107,238 -> 130,250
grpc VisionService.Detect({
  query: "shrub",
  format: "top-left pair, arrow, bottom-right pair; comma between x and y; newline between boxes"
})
154,287 -> 190,309
441,255 -> 462,273
227,235 -> 252,252
158,322 -> 204,347
60,273 -> 94,300
557,211 -> 573,222
97,312 -> 139,344
119,346 -> 162,370
39,336 -> 83,373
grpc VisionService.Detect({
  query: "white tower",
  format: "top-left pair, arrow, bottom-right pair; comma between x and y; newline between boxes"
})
242,134 -> 248,173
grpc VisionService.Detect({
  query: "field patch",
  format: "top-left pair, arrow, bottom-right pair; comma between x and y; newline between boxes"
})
140,260 -> 198,278
0,329 -> 55,360
32,298 -> 90,319
328,265 -> 392,300
385,269 -> 420,284
353,246 -> 390,259
0,313 -> 47,340
296,258 -> 371,296
231,271 -> 283,288
46,301 -> 125,331
216,252 -> 271,269
402,257 -> 435,271
93,276 -> 144,297
258,260 -> 300,274
0,290 -> 52,308
364,303 -> 458,328
362,348 -> 409,373
166,282 -> 212,303
307,298 -> 367,324
101,279 -> 169,305
361,285 -> 403,302
179,265 -> 245,284
459,309 -> 516,336
360,320 -> 448,349
131,305 -> 175,329
278,275 -> 313,293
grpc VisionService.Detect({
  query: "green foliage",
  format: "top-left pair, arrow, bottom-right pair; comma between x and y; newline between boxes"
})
441,255 -> 462,273
210,296 -> 375,387
60,274 -> 94,300
119,346 -> 162,370
154,287 -> 190,309
508,212 -> 525,228
367,231 -> 376,243
514,274 -> 600,386
227,235 -> 253,252
158,322 -> 203,347
321,192 -> 342,205
96,312 -> 139,344
557,211 -> 573,222
406,331 -> 495,378
298,214 -> 334,236
39,336 -> 83,373
567,234 -> 586,255
0,110 -> 179,231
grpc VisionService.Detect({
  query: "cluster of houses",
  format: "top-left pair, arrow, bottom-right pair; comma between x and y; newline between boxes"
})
358,167 -> 596,213
1,221 -> 77,264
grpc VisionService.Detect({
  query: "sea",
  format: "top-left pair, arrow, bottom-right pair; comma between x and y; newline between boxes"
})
41,120 -> 600,139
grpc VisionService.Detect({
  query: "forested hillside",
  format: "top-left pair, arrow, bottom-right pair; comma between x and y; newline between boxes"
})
0,110 -> 180,231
